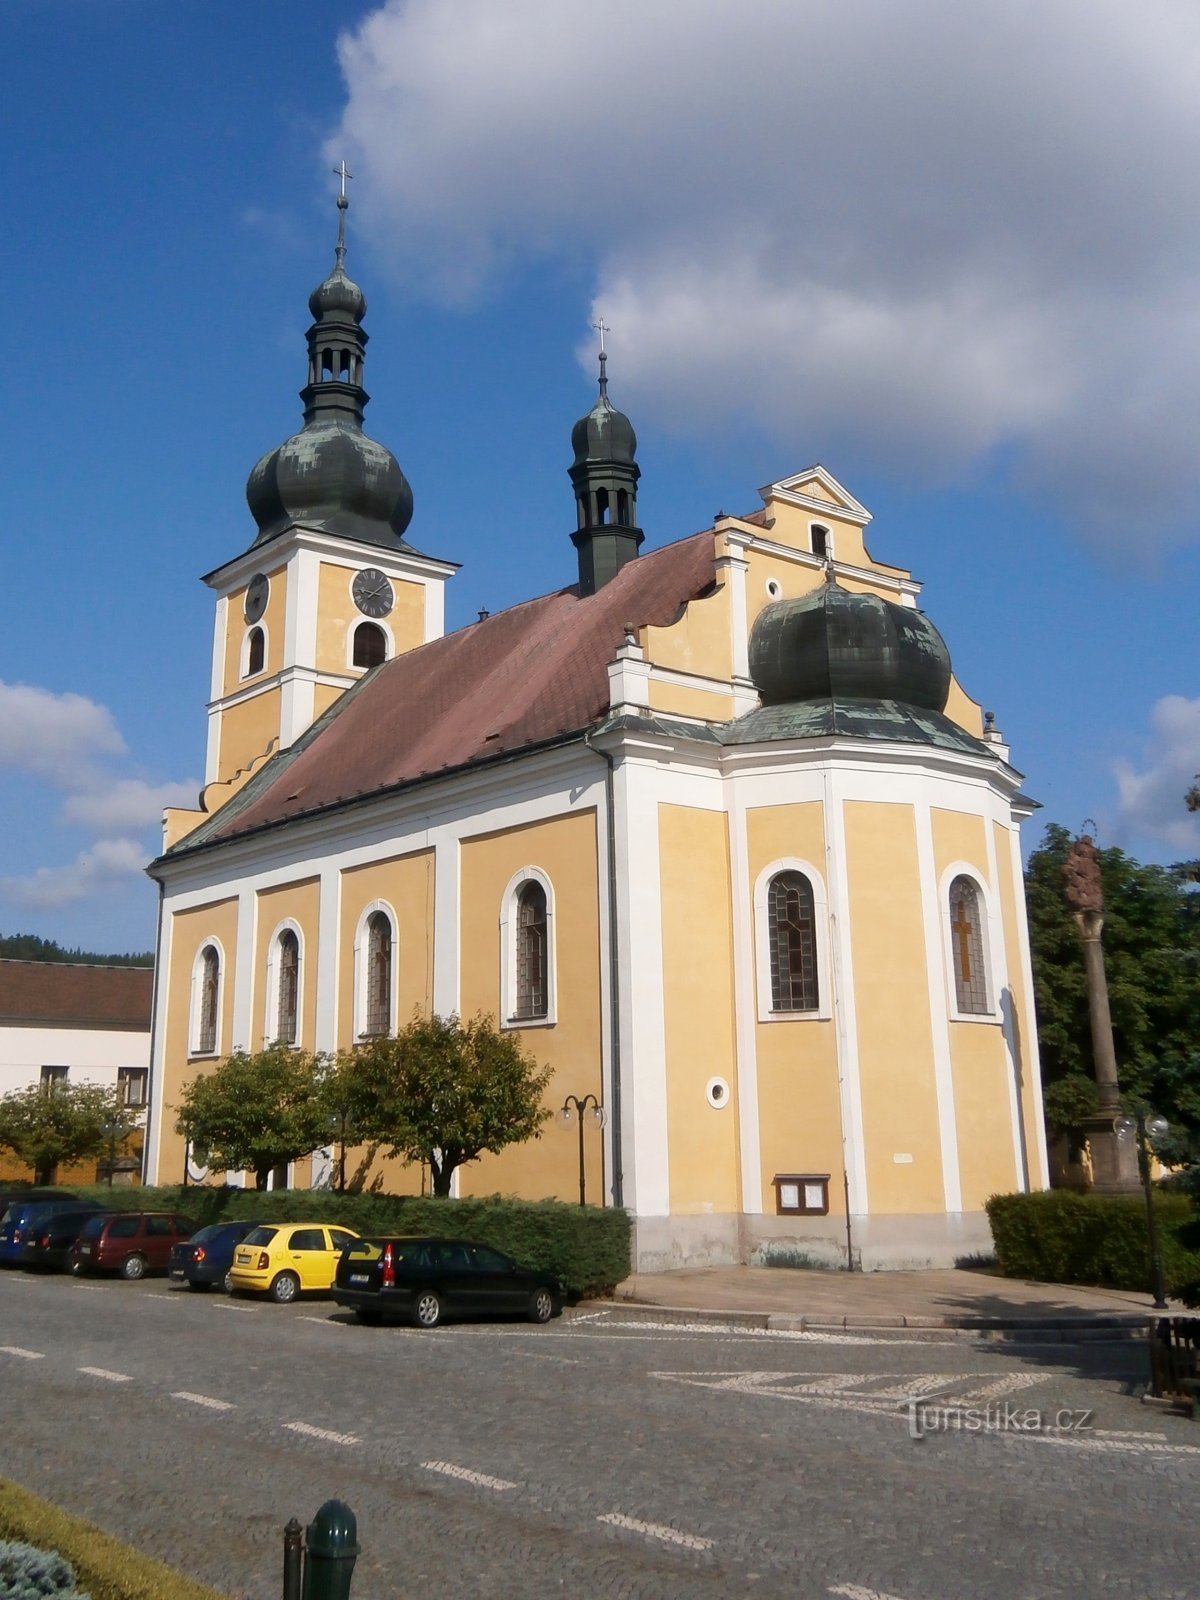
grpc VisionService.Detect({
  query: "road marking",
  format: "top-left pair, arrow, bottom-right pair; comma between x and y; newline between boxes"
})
569,1323 -> 930,1346
0,1346 -> 44,1360
171,1391 -> 234,1412
598,1512 -> 713,1551
1092,1428 -> 1167,1440
78,1366 -> 132,1383
422,1461 -> 518,1491
299,1316 -> 342,1327
935,1372 -> 1046,1404
284,1421 -> 360,1446
830,1585 -> 913,1600
209,1300 -> 255,1313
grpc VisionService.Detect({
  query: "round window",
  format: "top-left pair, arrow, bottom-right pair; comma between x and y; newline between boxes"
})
706,1076 -> 730,1110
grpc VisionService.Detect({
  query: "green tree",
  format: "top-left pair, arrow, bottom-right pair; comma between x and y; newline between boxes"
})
0,1081 -> 133,1184
352,1012 -> 553,1197
318,1049 -> 382,1194
174,1042 -> 328,1190
1026,824 -> 1200,1166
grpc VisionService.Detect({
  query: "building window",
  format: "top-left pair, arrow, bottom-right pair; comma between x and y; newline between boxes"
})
276,928 -> 300,1045
118,1067 -> 148,1108
767,871 -> 819,1012
364,910 -> 393,1036
949,875 -> 989,1014
39,1064 -> 68,1094
514,881 -> 548,1020
811,524 -> 830,559
246,626 -> 265,676
353,622 -> 387,669
196,944 -> 221,1055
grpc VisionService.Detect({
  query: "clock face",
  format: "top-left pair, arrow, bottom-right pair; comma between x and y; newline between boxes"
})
243,573 -> 269,624
352,567 -> 394,619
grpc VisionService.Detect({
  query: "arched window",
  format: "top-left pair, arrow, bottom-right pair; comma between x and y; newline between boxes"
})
197,945 -> 220,1054
616,488 -> 629,524
949,876 -> 988,1013
811,525 -> 830,559
767,871 -> 819,1012
596,487 -> 610,525
246,626 -> 265,676
353,622 -> 387,669
514,881 -> 548,1020
364,911 -> 393,1036
276,928 -> 299,1045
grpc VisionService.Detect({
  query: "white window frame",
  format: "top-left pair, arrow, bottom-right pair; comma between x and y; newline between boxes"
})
346,618 -> 395,673
499,866 -> 557,1030
188,937 -> 226,1058
117,1067 -> 148,1109
263,918 -> 305,1048
353,900 -> 398,1039
753,858 -> 832,1023
939,862 -> 1000,1024
809,522 -> 834,561
240,622 -> 269,680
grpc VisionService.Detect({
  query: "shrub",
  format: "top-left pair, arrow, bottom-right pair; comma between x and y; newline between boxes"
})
0,1540 -> 87,1598
69,1185 -> 631,1297
986,1189 -> 1200,1293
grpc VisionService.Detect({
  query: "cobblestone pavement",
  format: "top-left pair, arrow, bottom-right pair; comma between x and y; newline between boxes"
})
1,1271 -> 1196,1600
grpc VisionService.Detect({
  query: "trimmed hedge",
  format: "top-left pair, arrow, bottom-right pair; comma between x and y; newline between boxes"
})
986,1189 -> 1200,1294
69,1185 -> 630,1297
0,1480 -> 225,1600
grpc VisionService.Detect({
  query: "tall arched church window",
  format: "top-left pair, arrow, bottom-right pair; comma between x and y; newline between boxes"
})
364,911 -> 393,1036
276,929 -> 300,1045
949,876 -> 988,1013
353,621 -> 387,669
197,945 -> 220,1054
514,881 -> 548,1020
246,626 -> 265,676
767,871 -> 819,1012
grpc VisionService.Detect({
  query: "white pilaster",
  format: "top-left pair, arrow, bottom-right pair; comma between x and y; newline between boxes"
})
914,802 -> 964,1212
823,770 -> 869,1215
1007,821 -> 1049,1190
231,888 -> 256,1054
726,778 -> 762,1214
432,837 -> 460,1018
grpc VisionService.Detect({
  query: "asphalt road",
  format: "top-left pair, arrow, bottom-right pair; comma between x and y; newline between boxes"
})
0,1269 -> 1197,1599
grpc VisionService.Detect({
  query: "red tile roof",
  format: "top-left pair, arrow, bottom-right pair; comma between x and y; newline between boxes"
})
0,962 -> 153,1030
206,531 -> 718,845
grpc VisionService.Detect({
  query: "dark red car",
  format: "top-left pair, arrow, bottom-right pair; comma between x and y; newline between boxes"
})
70,1212 -> 196,1280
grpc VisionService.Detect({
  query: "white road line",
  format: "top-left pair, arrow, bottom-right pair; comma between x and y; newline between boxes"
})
0,1346 -> 44,1360
1091,1429 -> 1167,1440
298,1316 -> 342,1326
284,1421 -> 360,1446
597,1512 -> 714,1552
570,1323 -> 929,1346
78,1366 -> 132,1383
937,1372 -> 1046,1404
171,1391 -> 234,1412
209,1300 -> 255,1313
867,1375 -> 962,1402
830,1585 -> 914,1600
422,1461 -> 518,1491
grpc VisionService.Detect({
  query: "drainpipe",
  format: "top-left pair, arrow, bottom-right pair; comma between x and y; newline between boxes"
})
584,730 -> 623,1208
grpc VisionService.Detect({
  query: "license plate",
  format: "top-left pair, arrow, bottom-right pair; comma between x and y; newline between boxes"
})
349,1273 -> 370,1285
236,1251 -> 249,1263
80,1245 -> 92,1255
169,1269 -> 184,1279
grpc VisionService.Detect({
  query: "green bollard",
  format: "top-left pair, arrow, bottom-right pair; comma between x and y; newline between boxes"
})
302,1500 -> 359,1600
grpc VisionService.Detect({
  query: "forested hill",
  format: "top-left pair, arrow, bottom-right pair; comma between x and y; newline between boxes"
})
0,933 -> 153,967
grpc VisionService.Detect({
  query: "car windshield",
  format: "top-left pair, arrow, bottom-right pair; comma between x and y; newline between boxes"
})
242,1226 -> 277,1247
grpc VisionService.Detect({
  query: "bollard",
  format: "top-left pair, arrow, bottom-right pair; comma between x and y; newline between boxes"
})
282,1518 -> 303,1600
301,1499 -> 360,1600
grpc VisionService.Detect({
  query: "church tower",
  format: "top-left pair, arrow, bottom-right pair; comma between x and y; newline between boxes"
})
569,332 -> 644,594
200,176 -> 457,795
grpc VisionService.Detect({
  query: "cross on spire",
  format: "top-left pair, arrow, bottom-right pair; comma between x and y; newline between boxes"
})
593,317 -> 609,355
593,317 -> 610,397
333,159 -> 353,200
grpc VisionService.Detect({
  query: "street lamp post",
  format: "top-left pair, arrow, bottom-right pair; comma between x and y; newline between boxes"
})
1115,1111 -> 1170,1311
559,1094 -> 606,1207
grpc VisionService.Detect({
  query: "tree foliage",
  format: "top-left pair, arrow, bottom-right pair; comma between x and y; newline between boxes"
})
0,931 -> 153,966
350,1012 -> 553,1196
1026,823 -> 1200,1163
0,1082 -> 134,1185
173,1042 -> 328,1190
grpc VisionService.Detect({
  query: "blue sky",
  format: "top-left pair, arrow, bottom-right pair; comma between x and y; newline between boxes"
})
4,0 -> 1199,955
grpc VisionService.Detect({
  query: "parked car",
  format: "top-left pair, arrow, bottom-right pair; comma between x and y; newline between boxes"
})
0,1198 -> 93,1266
169,1220 -> 262,1293
229,1222 -> 360,1303
21,1206 -> 105,1271
332,1236 -> 561,1328
69,1212 -> 196,1279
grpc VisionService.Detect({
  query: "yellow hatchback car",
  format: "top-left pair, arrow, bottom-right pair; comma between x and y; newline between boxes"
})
229,1222 -> 360,1303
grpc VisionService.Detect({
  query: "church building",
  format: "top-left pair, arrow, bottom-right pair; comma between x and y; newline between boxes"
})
144,192 -> 1048,1270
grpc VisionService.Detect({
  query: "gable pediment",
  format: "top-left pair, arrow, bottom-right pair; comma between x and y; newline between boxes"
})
760,466 -> 872,528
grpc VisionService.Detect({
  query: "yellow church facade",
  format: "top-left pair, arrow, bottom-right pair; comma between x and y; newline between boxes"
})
144,202 -> 1047,1270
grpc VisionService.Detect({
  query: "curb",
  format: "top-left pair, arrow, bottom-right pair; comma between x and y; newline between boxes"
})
580,1298 -> 1153,1342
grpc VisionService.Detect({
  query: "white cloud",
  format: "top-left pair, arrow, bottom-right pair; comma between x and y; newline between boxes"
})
0,682 -> 125,787
331,0 -> 1200,550
61,777 -> 198,835
1113,696 -> 1200,854
0,838 -> 149,911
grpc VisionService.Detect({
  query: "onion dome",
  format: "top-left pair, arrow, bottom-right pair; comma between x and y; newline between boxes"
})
244,186 -> 414,550
569,342 -> 644,594
749,580 -> 952,710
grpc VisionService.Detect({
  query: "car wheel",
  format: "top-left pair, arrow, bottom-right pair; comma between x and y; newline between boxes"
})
269,1271 -> 300,1305
222,1269 -> 234,1294
413,1290 -> 442,1329
355,1307 -> 383,1325
186,1280 -> 211,1292
528,1288 -> 555,1324
120,1254 -> 147,1281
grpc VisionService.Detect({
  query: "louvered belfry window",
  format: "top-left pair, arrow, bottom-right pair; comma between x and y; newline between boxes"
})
276,929 -> 300,1044
768,871 -> 819,1012
198,946 -> 220,1054
949,876 -> 988,1013
515,881 -> 548,1020
365,912 -> 392,1036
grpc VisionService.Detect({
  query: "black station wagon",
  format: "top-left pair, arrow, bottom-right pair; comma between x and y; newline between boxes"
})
332,1236 -> 560,1328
